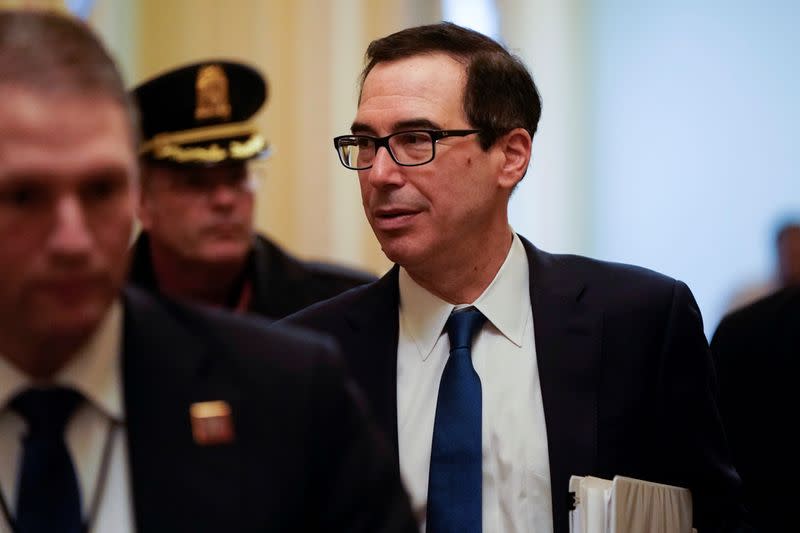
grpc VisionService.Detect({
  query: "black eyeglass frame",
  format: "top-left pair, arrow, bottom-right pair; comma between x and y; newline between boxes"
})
332,129 -> 482,170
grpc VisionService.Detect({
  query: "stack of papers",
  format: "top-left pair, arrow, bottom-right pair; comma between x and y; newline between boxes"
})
568,475 -> 694,533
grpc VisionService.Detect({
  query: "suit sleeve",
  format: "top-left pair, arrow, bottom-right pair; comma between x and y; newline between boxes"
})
709,313 -> 741,434
304,342 -> 418,533
656,281 -> 753,532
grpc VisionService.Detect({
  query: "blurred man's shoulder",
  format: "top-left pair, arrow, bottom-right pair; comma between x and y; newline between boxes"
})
718,285 -> 800,334
122,284 -> 339,371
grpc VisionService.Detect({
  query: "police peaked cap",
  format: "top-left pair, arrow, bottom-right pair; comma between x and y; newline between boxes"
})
132,60 -> 269,166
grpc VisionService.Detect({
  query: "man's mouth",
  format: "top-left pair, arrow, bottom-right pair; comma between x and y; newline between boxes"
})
372,208 -> 419,230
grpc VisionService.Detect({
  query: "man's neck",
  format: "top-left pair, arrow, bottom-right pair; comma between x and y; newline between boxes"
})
147,240 -> 248,308
0,334 -> 85,381
406,227 -> 515,305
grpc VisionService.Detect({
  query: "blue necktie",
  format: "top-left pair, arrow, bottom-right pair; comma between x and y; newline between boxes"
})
427,307 -> 487,533
11,387 -> 84,533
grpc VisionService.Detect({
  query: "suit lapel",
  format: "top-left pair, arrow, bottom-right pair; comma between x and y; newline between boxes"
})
121,288 -> 245,531
341,267 -> 401,463
522,238 -> 602,533
343,243 -> 601,531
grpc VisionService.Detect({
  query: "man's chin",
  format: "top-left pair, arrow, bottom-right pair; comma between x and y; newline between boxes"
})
194,243 -> 251,266
379,242 -> 424,269
47,302 -> 107,337
25,308 -> 106,366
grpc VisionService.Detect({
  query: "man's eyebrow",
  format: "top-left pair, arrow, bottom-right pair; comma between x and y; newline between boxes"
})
0,162 -> 130,184
84,164 -> 132,179
350,122 -> 376,135
350,118 -> 441,135
394,118 -> 440,131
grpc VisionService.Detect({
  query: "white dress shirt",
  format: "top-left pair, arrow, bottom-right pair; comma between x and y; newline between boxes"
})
0,301 -> 133,533
397,232 -> 553,533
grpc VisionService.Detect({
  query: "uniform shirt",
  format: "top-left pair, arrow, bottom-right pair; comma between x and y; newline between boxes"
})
0,302 -> 132,533
397,232 -> 553,533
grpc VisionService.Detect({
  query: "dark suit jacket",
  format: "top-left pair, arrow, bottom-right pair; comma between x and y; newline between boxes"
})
282,236 -> 750,533
121,286 -> 415,532
129,232 -> 377,320
710,286 -> 800,532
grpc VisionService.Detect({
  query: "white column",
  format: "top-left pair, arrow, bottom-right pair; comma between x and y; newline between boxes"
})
498,0 -> 590,254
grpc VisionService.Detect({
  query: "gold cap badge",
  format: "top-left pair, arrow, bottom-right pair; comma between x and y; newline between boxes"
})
195,64 -> 232,121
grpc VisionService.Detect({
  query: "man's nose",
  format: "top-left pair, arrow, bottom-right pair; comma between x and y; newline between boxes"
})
366,146 -> 405,188
208,180 -> 241,206
49,195 -> 92,254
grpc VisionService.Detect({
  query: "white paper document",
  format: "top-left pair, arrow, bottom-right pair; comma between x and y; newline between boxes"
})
568,475 -> 694,533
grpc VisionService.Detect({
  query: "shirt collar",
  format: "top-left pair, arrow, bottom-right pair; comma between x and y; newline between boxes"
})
0,300 -> 125,423
399,268 -> 454,362
399,232 -> 531,360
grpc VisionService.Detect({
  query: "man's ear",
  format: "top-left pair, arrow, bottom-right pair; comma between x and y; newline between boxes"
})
496,127 -> 532,190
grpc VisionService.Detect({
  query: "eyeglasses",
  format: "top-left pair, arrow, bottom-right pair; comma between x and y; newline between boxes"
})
333,129 -> 481,170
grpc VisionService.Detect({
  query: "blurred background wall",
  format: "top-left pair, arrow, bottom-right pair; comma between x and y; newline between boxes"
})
585,0 -> 799,338
47,0 -> 800,337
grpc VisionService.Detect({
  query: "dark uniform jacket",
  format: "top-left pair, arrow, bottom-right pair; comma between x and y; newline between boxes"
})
121,285 -> 416,532
282,235 -> 753,533
129,232 -> 376,320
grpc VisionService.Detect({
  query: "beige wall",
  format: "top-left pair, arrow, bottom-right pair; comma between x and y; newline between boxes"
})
90,0 -> 440,276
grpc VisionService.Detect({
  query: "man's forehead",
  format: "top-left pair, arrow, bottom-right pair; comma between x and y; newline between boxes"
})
355,55 -> 468,133
0,87 -> 136,178
361,53 -> 466,94
0,86 -> 131,136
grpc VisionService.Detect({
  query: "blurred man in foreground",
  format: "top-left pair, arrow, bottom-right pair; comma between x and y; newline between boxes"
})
0,10 -> 414,532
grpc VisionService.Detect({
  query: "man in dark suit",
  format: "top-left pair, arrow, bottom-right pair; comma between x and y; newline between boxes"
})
711,286 -> 799,531
129,60 -> 376,318
0,10 -> 414,532
282,22 -> 751,533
